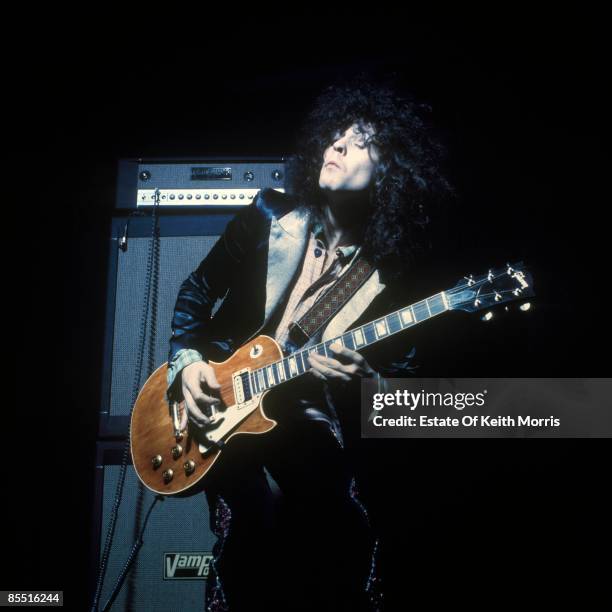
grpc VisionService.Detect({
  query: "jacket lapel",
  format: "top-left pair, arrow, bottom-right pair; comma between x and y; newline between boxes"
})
264,208 -> 309,323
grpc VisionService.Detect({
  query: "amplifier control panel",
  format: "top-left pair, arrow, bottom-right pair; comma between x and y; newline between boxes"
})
136,187 -> 284,206
116,158 -> 286,209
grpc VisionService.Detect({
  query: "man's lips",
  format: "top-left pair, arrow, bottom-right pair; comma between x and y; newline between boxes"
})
325,161 -> 342,170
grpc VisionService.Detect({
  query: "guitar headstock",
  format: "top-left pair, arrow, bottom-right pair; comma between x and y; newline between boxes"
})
446,262 -> 534,313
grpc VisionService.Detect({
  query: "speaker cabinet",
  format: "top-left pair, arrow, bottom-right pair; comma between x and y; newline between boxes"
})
92,442 -> 218,611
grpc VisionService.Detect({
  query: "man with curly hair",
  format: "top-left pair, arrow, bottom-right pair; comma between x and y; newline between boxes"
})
167,79 -> 452,611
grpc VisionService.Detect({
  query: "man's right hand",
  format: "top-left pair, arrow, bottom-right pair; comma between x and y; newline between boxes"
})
180,361 -> 222,430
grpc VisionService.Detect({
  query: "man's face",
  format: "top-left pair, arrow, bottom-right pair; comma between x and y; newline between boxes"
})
319,123 -> 379,193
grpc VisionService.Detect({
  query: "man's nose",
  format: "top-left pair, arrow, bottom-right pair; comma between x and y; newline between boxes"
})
332,138 -> 346,154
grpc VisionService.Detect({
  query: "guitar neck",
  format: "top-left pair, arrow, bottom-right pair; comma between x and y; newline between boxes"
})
248,291 -> 450,394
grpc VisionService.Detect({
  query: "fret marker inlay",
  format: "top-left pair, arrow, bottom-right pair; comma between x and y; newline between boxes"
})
400,308 -> 413,325
375,319 -> 388,337
289,357 -> 297,376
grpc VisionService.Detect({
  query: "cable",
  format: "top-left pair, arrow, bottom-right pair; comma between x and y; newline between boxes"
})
90,190 -> 162,612
100,495 -> 164,612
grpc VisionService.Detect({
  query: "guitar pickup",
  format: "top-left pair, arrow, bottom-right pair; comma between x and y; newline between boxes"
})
232,368 -> 255,408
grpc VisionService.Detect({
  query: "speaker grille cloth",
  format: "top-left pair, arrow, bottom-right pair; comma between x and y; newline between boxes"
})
110,235 -> 219,418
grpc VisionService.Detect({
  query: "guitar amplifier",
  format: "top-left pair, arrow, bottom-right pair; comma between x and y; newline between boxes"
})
91,442 -> 217,611
115,157 -> 286,209
92,160 -> 287,609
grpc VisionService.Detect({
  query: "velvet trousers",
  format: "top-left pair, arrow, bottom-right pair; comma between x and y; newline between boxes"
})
202,410 -> 380,612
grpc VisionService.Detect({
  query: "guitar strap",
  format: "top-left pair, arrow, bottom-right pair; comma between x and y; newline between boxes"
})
288,255 -> 375,348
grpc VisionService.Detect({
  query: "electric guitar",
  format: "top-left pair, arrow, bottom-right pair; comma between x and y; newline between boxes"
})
130,263 -> 534,495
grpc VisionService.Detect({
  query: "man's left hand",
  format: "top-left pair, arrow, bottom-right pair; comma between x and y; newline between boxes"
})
307,342 -> 376,383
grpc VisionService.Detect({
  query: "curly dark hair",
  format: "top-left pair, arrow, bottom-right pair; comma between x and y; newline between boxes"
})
286,76 -> 455,276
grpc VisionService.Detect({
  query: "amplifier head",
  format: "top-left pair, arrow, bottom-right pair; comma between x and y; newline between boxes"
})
116,158 -> 286,210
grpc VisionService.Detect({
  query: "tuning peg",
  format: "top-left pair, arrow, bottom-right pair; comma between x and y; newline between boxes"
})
513,288 -> 523,296
474,298 -> 481,307
506,264 -> 514,275
481,311 -> 494,321
512,270 -> 529,289
519,302 -> 532,311
494,292 -> 502,302
465,274 -> 475,287
487,270 -> 494,282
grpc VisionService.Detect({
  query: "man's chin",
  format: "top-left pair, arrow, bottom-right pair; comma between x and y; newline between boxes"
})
319,181 -> 343,192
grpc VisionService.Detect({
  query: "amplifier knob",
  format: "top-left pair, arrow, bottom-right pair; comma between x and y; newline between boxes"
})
239,194 -> 245,199
244,171 -> 254,182
187,194 -> 192,200
204,194 -> 210,199
222,194 -> 227,199
169,194 -> 175,200
139,170 -> 151,181
272,169 -> 283,181
196,194 -> 201,199
230,194 -> 236,199
213,194 -> 218,200
178,194 -> 184,200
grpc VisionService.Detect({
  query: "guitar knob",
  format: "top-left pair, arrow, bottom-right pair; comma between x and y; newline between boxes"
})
163,469 -> 174,483
184,460 -> 196,475
152,455 -> 162,469
520,302 -> 532,311
171,445 -> 183,459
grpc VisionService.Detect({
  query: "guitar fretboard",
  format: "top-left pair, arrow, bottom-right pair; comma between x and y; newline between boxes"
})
246,291 -> 450,395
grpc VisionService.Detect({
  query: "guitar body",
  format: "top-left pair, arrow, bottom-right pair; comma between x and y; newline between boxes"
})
130,335 -> 283,496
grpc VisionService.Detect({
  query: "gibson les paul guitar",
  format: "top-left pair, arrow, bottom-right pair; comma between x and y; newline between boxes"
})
130,262 -> 534,495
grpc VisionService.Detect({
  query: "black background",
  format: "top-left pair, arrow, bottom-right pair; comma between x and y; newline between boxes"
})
14,15 -> 609,611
